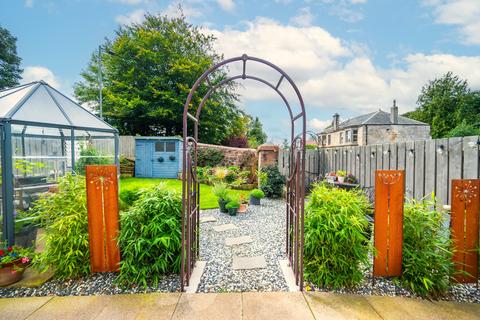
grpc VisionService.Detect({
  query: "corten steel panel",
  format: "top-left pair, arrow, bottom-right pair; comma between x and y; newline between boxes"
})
86,165 -> 121,272
373,170 -> 405,277
451,179 -> 479,283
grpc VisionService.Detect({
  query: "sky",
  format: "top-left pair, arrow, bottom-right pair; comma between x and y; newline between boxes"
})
1,0 -> 480,142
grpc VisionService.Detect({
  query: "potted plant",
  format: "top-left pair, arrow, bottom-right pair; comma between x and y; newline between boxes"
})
225,200 -> 240,216
336,170 -> 347,183
325,171 -> 336,183
249,189 -> 265,205
212,183 -> 229,213
238,195 -> 248,213
0,245 -> 32,287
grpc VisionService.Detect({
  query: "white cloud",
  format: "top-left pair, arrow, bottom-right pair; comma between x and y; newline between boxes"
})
205,18 -> 480,117
216,0 -> 235,12
308,118 -> 331,131
24,0 -> 34,8
426,0 -> 480,45
290,7 -> 315,27
22,66 -> 61,88
115,8 -> 146,25
114,0 -> 144,4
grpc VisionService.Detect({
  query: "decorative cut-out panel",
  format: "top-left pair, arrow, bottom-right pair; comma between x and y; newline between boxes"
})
373,170 -> 405,277
451,179 -> 479,283
86,165 -> 120,272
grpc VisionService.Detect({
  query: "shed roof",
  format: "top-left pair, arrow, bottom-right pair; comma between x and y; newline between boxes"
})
0,81 -> 116,132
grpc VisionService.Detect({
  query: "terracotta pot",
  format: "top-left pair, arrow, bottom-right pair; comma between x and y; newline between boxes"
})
0,259 -> 28,287
238,204 -> 248,213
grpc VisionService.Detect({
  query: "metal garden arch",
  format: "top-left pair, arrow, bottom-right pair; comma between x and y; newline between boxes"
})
181,54 -> 306,291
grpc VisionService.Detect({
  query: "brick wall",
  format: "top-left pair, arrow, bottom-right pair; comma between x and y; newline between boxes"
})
197,143 -> 257,170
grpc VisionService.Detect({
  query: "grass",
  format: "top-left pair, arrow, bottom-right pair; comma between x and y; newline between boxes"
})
119,177 -> 250,209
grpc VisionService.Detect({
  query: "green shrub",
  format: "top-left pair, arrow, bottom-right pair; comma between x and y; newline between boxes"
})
197,148 -> 224,167
75,143 -> 110,175
250,189 -> 265,199
212,183 -> 229,201
31,174 -> 90,279
117,184 -> 182,287
304,183 -> 371,289
397,198 -> 454,297
259,166 -> 285,198
119,189 -> 141,207
225,200 -> 240,209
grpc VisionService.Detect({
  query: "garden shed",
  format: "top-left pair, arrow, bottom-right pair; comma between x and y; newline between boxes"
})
0,81 -> 119,245
135,137 -> 182,179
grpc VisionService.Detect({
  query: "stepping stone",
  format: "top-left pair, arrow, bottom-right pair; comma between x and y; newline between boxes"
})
225,235 -> 253,246
200,216 -> 217,223
232,256 -> 267,270
213,223 -> 237,232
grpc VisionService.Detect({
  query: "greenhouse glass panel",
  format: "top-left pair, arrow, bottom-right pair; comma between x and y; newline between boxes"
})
0,85 -> 31,118
74,130 -> 115,175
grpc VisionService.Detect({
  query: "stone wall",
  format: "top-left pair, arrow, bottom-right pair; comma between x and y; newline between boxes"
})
197,143 -> 257,170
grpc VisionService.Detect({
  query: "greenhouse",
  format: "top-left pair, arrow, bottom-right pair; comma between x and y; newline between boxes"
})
0,81 -> 119,245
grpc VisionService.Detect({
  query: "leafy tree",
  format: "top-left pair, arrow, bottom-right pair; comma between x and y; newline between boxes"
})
0,26 -> 22,89
407,72 -> 480,138
446,120 -> 480,138
247,117 -> 267,148
74,13 -> 247,145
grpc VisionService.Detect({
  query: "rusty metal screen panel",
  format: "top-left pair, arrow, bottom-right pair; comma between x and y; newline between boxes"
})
451,179 -> 479,283
86,165 -> 121,272
373,170 -> 405,277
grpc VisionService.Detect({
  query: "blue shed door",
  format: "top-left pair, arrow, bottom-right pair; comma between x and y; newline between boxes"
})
135,140 -> 153,177
152,140 -> 178,178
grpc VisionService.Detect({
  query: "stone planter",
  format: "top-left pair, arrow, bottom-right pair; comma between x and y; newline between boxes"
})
249,195 -> 261,205
0,259 -> 28,287
218,199 -> 228,213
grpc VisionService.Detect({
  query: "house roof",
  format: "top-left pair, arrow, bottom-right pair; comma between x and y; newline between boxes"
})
0,81 -> 116,132
321,109 -> 428,133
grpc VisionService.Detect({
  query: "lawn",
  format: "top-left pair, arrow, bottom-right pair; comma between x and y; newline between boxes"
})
119,177 -> 251,209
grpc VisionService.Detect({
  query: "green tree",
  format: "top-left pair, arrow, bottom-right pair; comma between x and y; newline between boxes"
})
0,26 -> 22,89
446,120 -> 480,138
73,13 -> 246,144
407,72 -> 480,138
247,117 -> 267,148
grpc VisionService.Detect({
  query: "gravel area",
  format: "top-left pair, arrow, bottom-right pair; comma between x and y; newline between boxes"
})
198,198 -> 288,292
0,273 -> 180,298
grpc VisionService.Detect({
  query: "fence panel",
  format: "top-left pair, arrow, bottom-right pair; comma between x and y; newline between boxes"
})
414,140 -> 425,200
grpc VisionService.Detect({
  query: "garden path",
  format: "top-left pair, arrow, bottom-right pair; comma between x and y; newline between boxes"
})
197,199 -> 288,292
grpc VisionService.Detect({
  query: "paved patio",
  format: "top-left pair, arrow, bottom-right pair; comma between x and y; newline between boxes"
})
1,291 -> 479,320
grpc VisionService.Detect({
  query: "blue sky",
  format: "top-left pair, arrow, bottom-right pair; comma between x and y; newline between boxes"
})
1,0 -> 479,142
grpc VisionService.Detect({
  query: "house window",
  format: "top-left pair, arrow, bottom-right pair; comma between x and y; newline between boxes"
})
327,135 -> 331,145
165,142 -> 176,152
353,129 -> 358,142
155,141 -> 165,152
340,132 -> 344,144
346,130 -> 352,143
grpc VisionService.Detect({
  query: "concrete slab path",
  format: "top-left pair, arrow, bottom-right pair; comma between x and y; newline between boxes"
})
1,291 -> 479,320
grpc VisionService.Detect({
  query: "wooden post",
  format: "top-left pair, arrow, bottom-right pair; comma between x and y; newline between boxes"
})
451,179 -> 479,283
86,165 -> 121,272
373,170 -> 405,277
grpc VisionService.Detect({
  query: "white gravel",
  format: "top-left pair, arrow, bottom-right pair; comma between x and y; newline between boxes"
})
197,199 -> 288,292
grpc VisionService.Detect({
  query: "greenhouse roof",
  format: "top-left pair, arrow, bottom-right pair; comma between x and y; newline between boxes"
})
0,81 -> 117,132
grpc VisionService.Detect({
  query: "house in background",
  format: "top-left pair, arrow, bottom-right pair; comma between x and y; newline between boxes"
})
318,100 -> 431,147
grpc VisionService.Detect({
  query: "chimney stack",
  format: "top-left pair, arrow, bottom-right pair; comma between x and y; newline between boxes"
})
391,100 -> 398,124
333,113 -> 340,131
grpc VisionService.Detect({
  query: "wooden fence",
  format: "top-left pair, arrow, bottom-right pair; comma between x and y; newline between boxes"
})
278,136 -> 480,205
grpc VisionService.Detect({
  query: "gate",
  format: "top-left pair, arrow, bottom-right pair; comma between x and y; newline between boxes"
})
181,54 -> 306,291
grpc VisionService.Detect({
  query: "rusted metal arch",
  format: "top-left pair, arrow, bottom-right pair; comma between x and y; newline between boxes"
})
181,54 -> 307,292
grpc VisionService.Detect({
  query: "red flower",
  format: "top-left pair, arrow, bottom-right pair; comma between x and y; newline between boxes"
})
0,250 -> 4,256
7,246 -> 12,252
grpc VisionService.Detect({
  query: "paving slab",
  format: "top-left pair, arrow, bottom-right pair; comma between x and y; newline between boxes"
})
200,216 -> 217,223
94,293 -> 180,320
242,292 -> 314,320
432,300 -> 480,320
225,235 -> 253,246
172,293 -> 242,320
0,296 -> 52,320
366,295 -> 473,320
26,295 -> 110,320
232,255 -> 266,270
304,292 -> 382,320
212,223 -> 237,232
